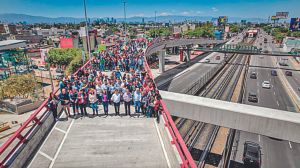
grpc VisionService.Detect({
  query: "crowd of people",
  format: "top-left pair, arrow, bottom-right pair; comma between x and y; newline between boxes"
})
47,40 -> 162,122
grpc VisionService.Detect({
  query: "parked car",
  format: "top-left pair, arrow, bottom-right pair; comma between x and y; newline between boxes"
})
271,70 -> 277,76
243,141 -> 261,168
285,71 -> 293,76
250,72 -> 257,79
262,81 -> 271,89
56,68 -> 64,73
38,66 -> 48,71
204,58 -> 210,63
248,92 -> 258,103
30,65 -> 38,69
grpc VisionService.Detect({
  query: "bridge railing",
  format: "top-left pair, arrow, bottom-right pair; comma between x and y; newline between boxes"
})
144,41 -> 196,168
0,60 -> 91,168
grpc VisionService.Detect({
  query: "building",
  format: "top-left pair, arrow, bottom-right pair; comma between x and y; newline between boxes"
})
173,23 -> 196,34
8,24 -> 17,35
35,27 -> 66,37
12,34 -> 43,44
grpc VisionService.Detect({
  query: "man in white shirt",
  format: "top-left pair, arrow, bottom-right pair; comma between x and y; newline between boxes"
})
123,89 -> 132,115
111,89 -> 121,115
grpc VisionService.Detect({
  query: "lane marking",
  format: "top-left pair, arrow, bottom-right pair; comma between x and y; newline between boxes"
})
39,151 -> 54,161
258,135 -> 261,142
154,118 -> 171,168
274,92 -> 276,96
277,101 -> 280,107
289,141 -> 293,149
49,119 -> 75,168
54,127 -> 67,134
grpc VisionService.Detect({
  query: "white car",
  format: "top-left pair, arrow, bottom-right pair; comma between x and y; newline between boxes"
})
262,81 -> 271,89
204,59 -> 210,63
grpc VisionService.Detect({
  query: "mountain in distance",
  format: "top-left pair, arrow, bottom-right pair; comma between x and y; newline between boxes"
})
0,13 -> 267,24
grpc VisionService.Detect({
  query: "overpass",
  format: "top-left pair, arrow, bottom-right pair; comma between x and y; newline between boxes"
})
160,90 -> 300,143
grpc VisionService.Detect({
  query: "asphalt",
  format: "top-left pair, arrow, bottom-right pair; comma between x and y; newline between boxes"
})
230,32 -> 300,168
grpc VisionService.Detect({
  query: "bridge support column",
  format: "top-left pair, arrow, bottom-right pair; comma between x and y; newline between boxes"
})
179,47 -> 183,62
158,50 -> 165,73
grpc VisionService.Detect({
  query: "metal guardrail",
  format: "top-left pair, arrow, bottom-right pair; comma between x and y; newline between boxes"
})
0,60 -> 91,168
145,40 -> 197,168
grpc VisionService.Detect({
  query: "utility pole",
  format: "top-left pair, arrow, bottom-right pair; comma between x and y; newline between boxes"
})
154,11 -> 157,38
83,0 -> 91,60
123,0 -> 127,41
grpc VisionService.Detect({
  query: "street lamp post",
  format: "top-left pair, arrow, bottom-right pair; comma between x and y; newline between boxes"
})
154,11 -> 157,38
123,0 -> 127,42
83,0 -> 91,60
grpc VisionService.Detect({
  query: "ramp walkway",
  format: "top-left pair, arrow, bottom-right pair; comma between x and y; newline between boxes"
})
28,106 -> 179,168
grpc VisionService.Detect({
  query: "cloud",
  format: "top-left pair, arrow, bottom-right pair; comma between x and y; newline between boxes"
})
196,11 -> 203,14
159,12 -> 170,16
133,13 -> 144,17
212,7 -> 219,12
181,11 -> 190,15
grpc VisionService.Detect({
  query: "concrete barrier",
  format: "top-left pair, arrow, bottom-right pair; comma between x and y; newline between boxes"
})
160,90 -> 300,143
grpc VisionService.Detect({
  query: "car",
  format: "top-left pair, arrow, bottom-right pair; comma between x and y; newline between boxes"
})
279,62 -> 288,66
215,56 -> 220,60
248,92 -> 258,103
30,65 -> 38,69
204,59 -> 210,63
262,81 -> 271,89
250,72 -> 257,79
243,141 -> 261,168
285,71 -> 293,76
56,68 -> 64,73
38,66 -> 48,71
271,70 -> 277,76
55,73 -> 64,80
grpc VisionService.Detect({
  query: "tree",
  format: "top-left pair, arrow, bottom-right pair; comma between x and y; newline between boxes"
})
47,48 -> 81,69
0,74 -> 41,100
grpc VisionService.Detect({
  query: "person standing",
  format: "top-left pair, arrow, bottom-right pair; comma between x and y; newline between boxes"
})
48,92 -> 59,121
59,88 -> 71,119
78,89 -> 88,116
89,89 -> 99,116
111,89 -> 121,115
69,88 -> 78,117
123,89 -> 132,116
133,88 -> 142,114
102,90 -> 109,115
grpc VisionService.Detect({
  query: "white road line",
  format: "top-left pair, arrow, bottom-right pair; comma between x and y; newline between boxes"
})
277,101 -> 280,107
289,141 -> 293,149
274,92 -> 276,96
39,151 -> 54,161
153,118 -> 171,168
54,127 -> 67,134
258,135 -> 261,142
49,119 -> 75,168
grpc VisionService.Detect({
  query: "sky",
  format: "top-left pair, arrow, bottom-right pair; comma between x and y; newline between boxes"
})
0,0 -> 299,18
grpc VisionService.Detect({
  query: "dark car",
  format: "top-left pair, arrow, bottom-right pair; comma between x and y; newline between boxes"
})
56,68 -> 64,73
215,56 -> 221,60
248,92 -> 258,103
243,141 -> 261,167
285,71 -> 293,76
250,72 -> 257,79
271,70 -> 277,76
30,65 -> 38,69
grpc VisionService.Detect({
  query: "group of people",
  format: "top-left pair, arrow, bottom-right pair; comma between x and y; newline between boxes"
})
47,40 -> 162,122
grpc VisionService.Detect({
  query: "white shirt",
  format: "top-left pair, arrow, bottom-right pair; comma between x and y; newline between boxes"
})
123,92 -> 132,102
111,93 -> 121,103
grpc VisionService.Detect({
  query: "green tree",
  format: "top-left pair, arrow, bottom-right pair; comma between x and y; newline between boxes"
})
47,48 -> 81,69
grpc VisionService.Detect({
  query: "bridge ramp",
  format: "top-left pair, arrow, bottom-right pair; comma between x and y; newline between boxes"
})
28,105 -> 180,168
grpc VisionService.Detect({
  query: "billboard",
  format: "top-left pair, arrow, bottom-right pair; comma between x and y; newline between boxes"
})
276,12 -> 289,19
290,18 -> 300,31
218,16 -> 228,25
271,16 -> 279,21
225,26 -> 230,33
60,38 -> 73,48
211,18 -> 218,26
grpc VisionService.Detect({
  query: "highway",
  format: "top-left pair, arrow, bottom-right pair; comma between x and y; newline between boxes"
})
230,31 -> 300,168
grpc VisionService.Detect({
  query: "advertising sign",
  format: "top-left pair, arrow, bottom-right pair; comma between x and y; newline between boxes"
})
225,26 -> 230,33
211,18 -> 218,26
290,18 -> 300,31
218,16 -> 228,25
271,16 -> 279,21
276,12 -> 289,19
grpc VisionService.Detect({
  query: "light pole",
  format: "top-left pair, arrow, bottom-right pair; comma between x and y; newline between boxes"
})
154,11 -> 157,38
123,0 -> 127,41
83,0 -> 91,60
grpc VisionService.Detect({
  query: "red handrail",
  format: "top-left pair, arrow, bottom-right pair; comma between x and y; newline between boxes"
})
144,43 -> 196,168
0,60 -> 91,167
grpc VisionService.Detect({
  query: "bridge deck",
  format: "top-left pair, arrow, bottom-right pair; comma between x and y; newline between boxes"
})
28,105 -> 178,168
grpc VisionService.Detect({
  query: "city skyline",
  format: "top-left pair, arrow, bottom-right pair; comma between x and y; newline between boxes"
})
0,0 -> 299,18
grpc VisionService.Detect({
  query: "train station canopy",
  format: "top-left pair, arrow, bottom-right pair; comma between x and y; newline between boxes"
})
0,40 -> 27,51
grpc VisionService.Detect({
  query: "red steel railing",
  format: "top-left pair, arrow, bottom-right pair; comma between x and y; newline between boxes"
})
0,60 -> 91,168
144,42 -> 196,168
